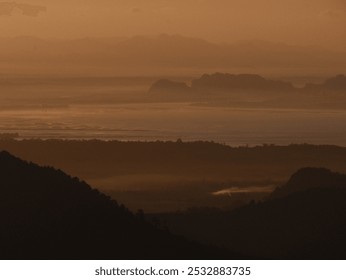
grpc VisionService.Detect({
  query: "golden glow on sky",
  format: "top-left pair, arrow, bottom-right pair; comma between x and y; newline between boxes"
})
0,0 -> 345,49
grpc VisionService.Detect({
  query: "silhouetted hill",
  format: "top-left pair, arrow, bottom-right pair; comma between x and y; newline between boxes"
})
305,74 -> 346,92
324,75 -> 346,91
149,79 -> 191,94
228,186 -> 346,259
147,73 -> 296,98
146,73 -> 346,108
191,73 -> 295,92
271,167 -> 346,199
151,168 -> 346,259
0,151 -> 240,259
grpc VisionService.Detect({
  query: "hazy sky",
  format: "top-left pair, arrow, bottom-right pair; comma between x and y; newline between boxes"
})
1,0 -> 345,49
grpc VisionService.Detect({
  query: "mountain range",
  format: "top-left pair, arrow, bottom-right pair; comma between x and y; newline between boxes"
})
1,35 -> 346,75
305,75 -> 346,92
149,73 -> 346,96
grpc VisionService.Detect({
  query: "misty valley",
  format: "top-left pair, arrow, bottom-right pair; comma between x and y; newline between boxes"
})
2,0 -> 346,270
1,72 -> 346,259
1,138 -> 346,259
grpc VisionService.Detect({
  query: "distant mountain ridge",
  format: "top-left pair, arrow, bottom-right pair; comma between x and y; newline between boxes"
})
1,34 -> 346,75
149,79 -> 192,94
148,73 -> 346,96
305,74 -> 346,92
191,73 -> 295,91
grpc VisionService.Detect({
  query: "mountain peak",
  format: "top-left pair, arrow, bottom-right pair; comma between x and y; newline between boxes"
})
324,74 -> 346,90
271,167 -> 346,199
148,79 -> 191,96
0,150 -> 22,164
191,72 -> 294,91
0,150 -> 13,157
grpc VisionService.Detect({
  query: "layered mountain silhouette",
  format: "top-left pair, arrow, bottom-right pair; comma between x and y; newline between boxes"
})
0,151 -> 239,260
191,73 -> 295,92
148,73 -> 346,98
148,73 -> 295,96
305,74 -> 346,92
151,167 -> 346,259
149,79 -> 191,94
2,147 -> 346,259
271,167 -> 346,199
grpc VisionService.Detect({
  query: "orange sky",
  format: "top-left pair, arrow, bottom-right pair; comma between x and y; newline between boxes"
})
0,0 -> 345,50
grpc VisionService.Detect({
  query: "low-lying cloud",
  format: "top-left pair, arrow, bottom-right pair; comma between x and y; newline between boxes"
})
212,185 -> 276,196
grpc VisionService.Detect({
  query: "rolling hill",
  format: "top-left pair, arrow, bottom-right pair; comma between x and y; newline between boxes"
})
0,150 -> 239,259
151,167 -> 346,259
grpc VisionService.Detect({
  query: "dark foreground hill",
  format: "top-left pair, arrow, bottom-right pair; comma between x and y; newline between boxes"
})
150,168 -> 346,259
0,151 -> 240,260
270,167 -> 346,199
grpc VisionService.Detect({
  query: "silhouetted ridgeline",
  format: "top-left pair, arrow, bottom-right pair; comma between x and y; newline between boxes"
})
148,73 -> 296,96
147,73 -> 346,107
149,73 -> 346,95
1,140 -> 346,182
1,140 -> 346,213
149,79 -> 191,94
305,74 -> 346,92
0,151 -> 240,260
270,167 -> 346,199
150,168 -> 346,259
191,73 -> 295,91
148,79 -> 197,101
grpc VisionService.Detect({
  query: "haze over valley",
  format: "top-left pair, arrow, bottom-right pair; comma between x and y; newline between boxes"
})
1,0 -> 346,259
